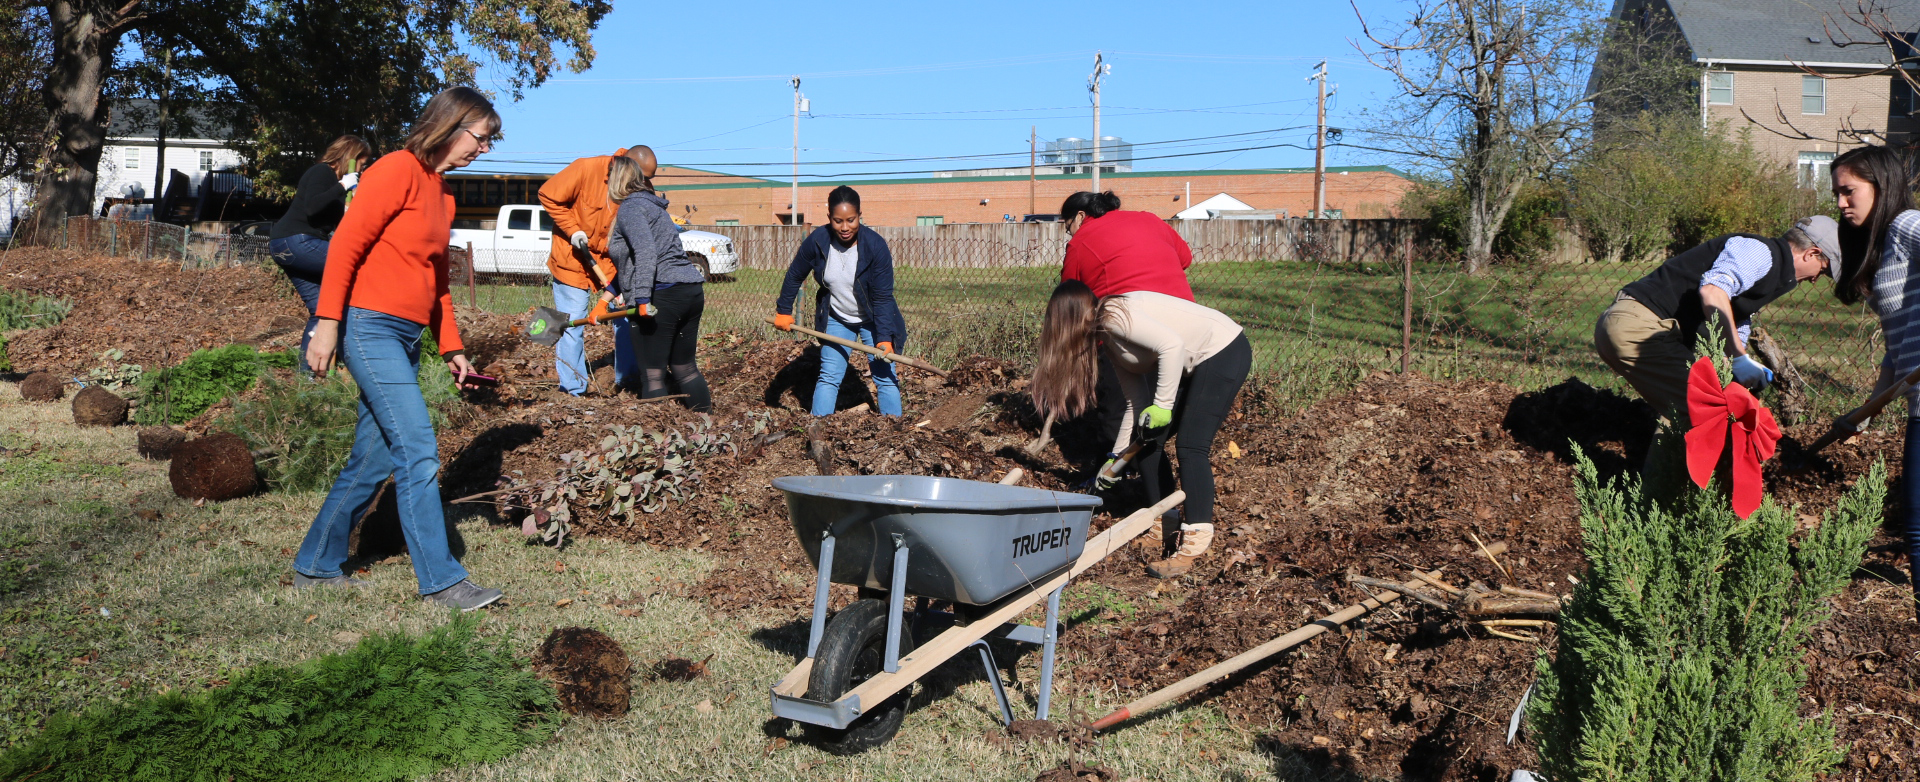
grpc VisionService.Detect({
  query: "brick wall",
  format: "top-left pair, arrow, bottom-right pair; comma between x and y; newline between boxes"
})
1704,68 -> 1898,172
655,168 -> 1415,227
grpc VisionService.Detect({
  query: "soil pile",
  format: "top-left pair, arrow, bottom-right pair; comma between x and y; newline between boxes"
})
71,385 -> 128,426
532,627 -> 633,718
168,432 -> 258,501
19,372 -> 63,401
136,426 -> 187,460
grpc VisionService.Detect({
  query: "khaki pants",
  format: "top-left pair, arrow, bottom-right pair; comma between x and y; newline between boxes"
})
1593,293 -> 1694,417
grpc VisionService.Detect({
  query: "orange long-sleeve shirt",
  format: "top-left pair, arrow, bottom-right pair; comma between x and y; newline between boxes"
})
317,150 -> 463,353
538,149 -> 626,290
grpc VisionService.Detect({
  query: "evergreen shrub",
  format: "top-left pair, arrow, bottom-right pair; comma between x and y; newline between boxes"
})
134,345 -> 296,425
0,616 -> 560,781
1529,359 -> 1882,781
0,290 -> 73,331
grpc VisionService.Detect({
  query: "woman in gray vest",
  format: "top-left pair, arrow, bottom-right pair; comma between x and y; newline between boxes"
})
1592,217 -> 1840,416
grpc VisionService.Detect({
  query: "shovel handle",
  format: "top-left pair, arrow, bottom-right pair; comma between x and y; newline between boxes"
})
1096,442 -> 1150,483
1803,363 -> 1920,456
763,316 -> 949,377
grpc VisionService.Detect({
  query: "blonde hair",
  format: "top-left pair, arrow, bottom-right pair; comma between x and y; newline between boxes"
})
607,155 -> 649,201
401,87 -> 500,161
320,135 -> 373,177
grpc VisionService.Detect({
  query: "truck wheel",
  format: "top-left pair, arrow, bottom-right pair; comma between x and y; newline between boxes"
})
804,598 -> 915,754
689,253 -> 712,282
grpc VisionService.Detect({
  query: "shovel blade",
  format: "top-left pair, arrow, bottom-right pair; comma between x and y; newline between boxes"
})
525,306 -> 572,347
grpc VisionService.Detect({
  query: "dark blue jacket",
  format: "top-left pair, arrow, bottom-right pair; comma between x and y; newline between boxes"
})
775,226 -> 907,348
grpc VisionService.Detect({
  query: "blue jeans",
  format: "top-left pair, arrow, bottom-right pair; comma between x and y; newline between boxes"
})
294,307 -> 468,594
812,315 -> 901,417
551,281 -> 636,395
269,234 -> 327,374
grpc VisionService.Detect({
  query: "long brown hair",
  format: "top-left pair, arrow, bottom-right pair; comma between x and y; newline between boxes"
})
319,135 -> 373,177
1031,280 -> 1121,420
401,87 -> 500,161
1832,144 -> 1916,304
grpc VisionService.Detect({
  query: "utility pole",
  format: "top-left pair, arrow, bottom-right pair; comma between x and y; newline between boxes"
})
791,77 -> 803,226
1029,126 -> 1037,217
1308,60 -> 1328,219
1088,51 -> 1109,193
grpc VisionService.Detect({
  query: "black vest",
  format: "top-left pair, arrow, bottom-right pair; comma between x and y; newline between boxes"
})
1619,234 -> 1798,340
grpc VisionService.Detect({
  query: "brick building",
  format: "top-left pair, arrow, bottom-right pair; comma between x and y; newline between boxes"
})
1600,0 -> 1920,185
650,165 -> 1414,227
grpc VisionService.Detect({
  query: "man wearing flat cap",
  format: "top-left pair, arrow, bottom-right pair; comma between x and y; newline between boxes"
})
1594,215 -> 1843,416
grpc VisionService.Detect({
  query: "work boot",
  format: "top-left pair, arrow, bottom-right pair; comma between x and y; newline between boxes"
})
1133,508 -> 1183,553
1147,523 -> 1213,579
422,579 -> 504,612
293,572 -> 370,589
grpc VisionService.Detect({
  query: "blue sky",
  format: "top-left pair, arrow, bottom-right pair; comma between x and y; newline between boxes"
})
469,1 -> 1405,180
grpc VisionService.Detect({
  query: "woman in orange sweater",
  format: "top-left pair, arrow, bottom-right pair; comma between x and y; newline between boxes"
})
291,87 -> 501,611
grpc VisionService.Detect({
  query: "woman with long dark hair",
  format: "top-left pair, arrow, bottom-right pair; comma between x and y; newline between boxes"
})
1832,143 -> 1920,623
1031,280 -> 1251,578
292,87 -> 501,611
607,155 -> 711,411
270,135 -> 373,373
772,186 -> 907,416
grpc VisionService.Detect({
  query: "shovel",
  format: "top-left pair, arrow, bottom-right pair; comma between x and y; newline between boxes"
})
1791,364 -> 1920,463
1076,440 -> 1149,491
761,316 -> 949,377
524,303 -> 648,347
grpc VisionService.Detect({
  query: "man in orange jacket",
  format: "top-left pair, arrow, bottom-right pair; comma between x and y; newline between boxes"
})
539,145 -> 657,395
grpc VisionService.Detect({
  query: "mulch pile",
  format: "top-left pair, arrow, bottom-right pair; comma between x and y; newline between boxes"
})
8,249 -> 1919,780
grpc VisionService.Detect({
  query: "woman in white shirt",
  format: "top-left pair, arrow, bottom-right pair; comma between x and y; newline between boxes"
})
1032,279 -> 1252,578
772,186 -> 908,416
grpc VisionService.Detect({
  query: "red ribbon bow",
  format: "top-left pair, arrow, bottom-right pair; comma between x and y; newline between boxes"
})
1684,357 -> 1782,518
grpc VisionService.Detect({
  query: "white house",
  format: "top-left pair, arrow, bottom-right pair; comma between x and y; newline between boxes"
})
1175,192 -> 1257,220
1,99 -> 248,236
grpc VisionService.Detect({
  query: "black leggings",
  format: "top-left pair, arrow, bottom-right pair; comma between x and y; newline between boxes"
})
634,283 -> 711,412
1137,333 -> 1252,528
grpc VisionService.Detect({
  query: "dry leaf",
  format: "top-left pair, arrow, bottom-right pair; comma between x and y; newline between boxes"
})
764,737 -> 788,755
694,699 -> 714,714
552,560 -> 567,573
615,608 -> 642,618
304,614 -> 318,624
1228,441 -> 1242,459
554,598 -> 574,608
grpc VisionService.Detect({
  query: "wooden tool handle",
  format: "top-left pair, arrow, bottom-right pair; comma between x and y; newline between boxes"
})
1096,442 -> 1150,482
763,316 -> 950,377
1804,364 -> 1920,456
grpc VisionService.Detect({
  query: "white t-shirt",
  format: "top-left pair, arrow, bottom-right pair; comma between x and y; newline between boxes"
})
823,240 -> 863,322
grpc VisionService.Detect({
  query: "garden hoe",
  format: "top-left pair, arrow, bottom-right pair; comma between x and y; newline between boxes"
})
759,315 -> 950,377
1788,362 -> 1920,468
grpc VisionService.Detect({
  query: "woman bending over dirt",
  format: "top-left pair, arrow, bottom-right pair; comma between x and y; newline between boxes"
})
1032,280 -> 1251,578
1830,143 -> 1920,624
269,134 -> 372,374
772,186 -> 908,416
605,155 -> 712,412
292,87 -> 500,612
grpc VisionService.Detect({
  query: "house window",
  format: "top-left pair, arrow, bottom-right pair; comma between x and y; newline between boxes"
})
1896,77 -> 1920,115
198,150 -> 213,171
1802,75 -> 1826,115
124,148 -> 139,170
715,219 -> 740,226
1797,151 -> 1836,189
916,216 -> 944,226
1706,72 -> 1734,105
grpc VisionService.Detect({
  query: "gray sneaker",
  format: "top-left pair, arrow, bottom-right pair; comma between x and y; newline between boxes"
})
293,572 -> 370,589
422,579 -> 504,612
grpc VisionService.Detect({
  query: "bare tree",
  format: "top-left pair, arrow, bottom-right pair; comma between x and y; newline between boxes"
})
1351,0 -> 1609,272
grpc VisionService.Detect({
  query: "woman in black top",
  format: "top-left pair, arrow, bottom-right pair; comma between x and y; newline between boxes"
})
269,135 -> 372,371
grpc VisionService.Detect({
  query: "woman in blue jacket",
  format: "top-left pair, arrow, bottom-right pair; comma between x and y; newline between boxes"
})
771,186 -> 907,416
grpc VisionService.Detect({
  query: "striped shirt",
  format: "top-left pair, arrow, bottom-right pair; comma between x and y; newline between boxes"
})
1871,210 -> 1920,407
1698,235 -> 1774,345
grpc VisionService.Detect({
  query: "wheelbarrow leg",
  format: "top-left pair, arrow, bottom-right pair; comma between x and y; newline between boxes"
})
1037,585 -> 1063,721
807,533 -> 836,658
970,640 -> 1015,726
885,535 -> 909,673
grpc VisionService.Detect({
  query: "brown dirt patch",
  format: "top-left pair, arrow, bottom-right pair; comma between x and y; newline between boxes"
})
649,655 -> 712,682
71,385 -> 128,426
168,432 -> 258,501
18,371 -> 63,401
1033,758 -> 1115,782
136,426 -> 187,460
532,626 -> 633,718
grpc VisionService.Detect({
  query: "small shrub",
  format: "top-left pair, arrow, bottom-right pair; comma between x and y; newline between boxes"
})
1401,179 -> 1564,263
0,616 -> 560,782
216,375 -> 359,493
82,349 -> 142,391
499,417 -> 733,546
0,331 -> 9,372
0,290 -> 73,331
135,344 -> 296,425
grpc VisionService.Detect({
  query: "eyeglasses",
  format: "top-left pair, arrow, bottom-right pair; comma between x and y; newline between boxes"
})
459,126 -> 495,151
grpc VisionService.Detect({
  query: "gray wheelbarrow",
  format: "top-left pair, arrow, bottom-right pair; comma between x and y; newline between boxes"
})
768,474 -> 1184,754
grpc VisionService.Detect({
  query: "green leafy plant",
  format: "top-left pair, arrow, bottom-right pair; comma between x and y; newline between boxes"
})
135,344 -> 296,425
82,349 -> 142,391
0,331 -> 9,372
215,374 -> 361,493
1529,356 -> 1882,782
500,417 -> 733,546
0,616 -> 560,782
0,290 -> 72,331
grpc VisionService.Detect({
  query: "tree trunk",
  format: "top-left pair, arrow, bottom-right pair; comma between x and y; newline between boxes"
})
31,0 -> 127,236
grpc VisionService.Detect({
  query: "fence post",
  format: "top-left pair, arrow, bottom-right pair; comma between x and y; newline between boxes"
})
1401,233 -> 1412,374
108,219 -> 117,256
466,242 -> 476,310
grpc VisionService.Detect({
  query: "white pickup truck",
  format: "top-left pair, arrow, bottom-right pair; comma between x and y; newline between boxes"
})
449,204 -> 739,280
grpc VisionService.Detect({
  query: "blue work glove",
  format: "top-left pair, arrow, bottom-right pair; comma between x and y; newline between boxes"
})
1730,354 -> 1773,390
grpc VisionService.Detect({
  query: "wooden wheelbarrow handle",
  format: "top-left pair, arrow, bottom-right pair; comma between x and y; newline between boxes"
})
763,316 -> 949,377
1804,363 -> 1920,456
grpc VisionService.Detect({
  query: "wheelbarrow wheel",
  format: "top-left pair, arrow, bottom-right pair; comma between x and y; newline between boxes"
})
804,598 -> 916,754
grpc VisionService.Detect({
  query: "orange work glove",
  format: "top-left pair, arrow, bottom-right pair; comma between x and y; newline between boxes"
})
587,298 -> 613,324
773,313 -> 795,331
876,342 -> 895,362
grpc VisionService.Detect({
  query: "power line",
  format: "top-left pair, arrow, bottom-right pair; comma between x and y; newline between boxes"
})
544,52 -> 1087,84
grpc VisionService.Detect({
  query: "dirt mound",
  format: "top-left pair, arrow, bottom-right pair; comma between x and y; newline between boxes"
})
19,372 -> 63,401
532,627 -> 633,718
944,354 -> 1024,392
71,385 -> 128,426
136,426 -> 187,460
168,432 -> 258,501
1033,759 -> 1115,782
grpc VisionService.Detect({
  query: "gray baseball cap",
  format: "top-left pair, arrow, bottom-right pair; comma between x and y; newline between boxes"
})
1793,215 -> 1843,278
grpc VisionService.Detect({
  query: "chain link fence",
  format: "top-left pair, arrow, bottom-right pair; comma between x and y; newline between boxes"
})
44,215 -> 1885,420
